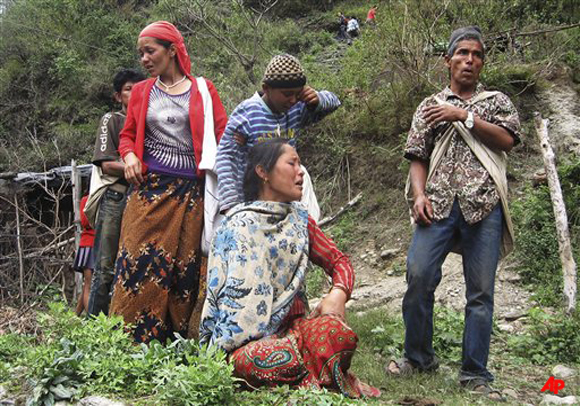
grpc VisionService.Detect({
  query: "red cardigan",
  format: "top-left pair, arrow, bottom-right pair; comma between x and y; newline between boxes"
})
118,77 -> 227,177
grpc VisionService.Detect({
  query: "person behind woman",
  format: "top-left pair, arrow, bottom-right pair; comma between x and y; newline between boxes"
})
110,21 -> 227,344
74,195 -> 95,316
200,139 -> 380,398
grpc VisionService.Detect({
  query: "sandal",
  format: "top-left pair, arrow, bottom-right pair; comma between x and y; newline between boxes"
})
385,358 -> 419,376
386,357 -> 440,376
461,378 -> 506,402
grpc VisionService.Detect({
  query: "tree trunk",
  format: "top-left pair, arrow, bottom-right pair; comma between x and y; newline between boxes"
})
534,114 -> 577,313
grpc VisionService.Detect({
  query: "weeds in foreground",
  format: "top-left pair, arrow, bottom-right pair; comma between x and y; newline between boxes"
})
511,158 -> 580,306
348,307 -> 580,405
2,302 -> 580,405
0,303 -> 359,405
507,307 -> 580,365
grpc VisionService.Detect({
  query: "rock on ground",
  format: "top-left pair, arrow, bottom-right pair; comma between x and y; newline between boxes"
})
0,386 -> 15,406
552,365 -> 577,379
79,397 -> 126,406
541,394 -> 578,405
501,388 -> 518,399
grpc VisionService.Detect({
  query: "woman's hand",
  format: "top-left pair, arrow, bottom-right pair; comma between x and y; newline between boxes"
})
124,152 -> 144,186
309,288 -> 347,319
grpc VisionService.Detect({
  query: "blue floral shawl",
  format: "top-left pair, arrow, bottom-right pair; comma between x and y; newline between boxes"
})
199,201 -> 310,352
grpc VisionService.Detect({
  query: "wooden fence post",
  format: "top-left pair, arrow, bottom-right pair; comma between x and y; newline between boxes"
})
14,195 -> 25,305
71,159 -> 82,300
534,114 -> 577,313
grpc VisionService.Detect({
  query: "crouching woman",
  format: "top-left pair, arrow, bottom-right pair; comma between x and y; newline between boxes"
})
199,139 -> 380,398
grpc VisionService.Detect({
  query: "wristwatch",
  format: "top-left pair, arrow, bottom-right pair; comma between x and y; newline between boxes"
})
464,111 -> 475,129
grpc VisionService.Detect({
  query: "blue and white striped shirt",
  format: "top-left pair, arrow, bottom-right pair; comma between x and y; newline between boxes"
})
216,91 -> 341,211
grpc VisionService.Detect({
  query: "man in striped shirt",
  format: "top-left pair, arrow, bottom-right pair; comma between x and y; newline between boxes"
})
215,54 -> 341,216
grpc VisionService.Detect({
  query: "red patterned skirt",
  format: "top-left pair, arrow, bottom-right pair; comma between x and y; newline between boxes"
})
230,314 -> 381,398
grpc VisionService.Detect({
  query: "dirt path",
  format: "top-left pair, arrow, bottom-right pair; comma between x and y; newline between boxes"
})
345,252 -> 532,330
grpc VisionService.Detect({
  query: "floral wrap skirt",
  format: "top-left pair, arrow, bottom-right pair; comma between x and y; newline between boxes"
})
230,314 -> 381,398
110,173 -> 206,344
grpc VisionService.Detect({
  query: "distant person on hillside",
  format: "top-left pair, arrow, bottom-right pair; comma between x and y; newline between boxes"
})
215,54 -> 341,221
337,12 -> 348,41
74,195 -> 95,316
85,68 -> 145,317
366,5 -> 378,25
386,26 -> 521,402
110,21 -> 227,344
346,16 -> 360,44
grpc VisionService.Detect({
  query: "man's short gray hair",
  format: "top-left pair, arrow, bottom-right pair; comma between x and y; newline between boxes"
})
447,26 -> 485,59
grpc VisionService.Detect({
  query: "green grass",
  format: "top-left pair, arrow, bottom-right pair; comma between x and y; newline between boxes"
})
2,300 -> 580,405
345,307 -> 580,405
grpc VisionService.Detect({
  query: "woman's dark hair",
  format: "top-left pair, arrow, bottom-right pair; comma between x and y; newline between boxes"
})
113,69 -> 146,92
243,138 -> 289,202
154,38 -> 173,49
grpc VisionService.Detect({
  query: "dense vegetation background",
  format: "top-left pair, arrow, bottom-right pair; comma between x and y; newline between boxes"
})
1,0 -> 580,405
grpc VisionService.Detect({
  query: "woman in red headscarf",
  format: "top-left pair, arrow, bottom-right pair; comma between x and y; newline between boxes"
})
110,21 -> 227,344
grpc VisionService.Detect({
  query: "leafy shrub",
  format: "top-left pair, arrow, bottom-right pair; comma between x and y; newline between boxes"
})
366,306 -> 463,361
27,339 -> 83,406
0,333 -> 34,383
511,158 -> 580,305
3,304 -> 364,405
153,344 -> 236,406
508,307 -> 580,364
1,303 -> 238,405
481,63 -> 538,95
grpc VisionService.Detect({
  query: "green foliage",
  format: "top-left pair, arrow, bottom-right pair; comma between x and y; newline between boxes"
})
360,306 -> 463,362
505,0 -> 580,24
0,333 -> 35,384
0,0 -> 147,170
327,212 -> 356,252
0,303 -> 238,405
1,304 -> 369,404
237,386 -> 359,405
508,307 -> 580,364
481,62 -> 538,95
432,306 -> 464,361
305,263 -> 329,300
27,339 -> 83,406
152,344 -> 236,406
511,158 -> 580,305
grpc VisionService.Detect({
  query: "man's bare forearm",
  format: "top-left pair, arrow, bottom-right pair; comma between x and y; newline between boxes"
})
471,116 -> 515,152
101,161 -> 125,177
409,159 -> 429,198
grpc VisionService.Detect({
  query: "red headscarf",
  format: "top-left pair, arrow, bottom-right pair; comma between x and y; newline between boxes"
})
139,21 -> 192,78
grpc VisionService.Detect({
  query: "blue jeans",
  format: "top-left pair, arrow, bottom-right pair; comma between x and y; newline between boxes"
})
402,199 -> 503,382
87,188 -> 127,315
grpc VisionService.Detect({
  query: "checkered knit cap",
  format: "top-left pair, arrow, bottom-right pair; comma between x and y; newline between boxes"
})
262,54 -> 306,88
